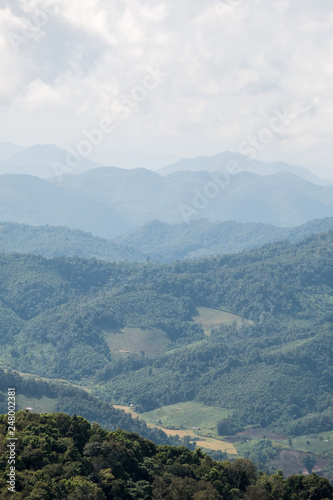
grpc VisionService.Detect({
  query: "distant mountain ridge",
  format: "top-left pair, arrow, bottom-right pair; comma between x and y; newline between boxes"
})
0,174 -> 134,238
0,142 -> 24,160
57,167 -> 333,227
159,151 -> 330,185
89,149 -> 180,169
1,163 -> 333,235
0,143 -> 330,184
0,144 -> 100,178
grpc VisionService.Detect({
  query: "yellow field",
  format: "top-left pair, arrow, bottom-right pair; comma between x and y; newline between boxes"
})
195,439 -> 237,454
113,405 -> 140,419
113,405 -> 237,455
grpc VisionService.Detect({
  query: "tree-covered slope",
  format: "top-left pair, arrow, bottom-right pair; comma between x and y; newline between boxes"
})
1,412 -> 332,499
0,232 -> 333,436
115,217 -> 333,262
0,369 -> 188,448
2,216 -> 333,264
0,222 -> 145,261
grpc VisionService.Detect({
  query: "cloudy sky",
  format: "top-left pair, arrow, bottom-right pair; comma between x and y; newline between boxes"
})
1,0 -> 333,176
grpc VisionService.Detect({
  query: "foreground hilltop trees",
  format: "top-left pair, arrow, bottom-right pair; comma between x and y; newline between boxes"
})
0,412 -> 332,499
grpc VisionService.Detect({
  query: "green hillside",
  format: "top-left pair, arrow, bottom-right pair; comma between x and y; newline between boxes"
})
2,216 -> 333,265
1,412 -> 332,499
0,231 -> 333,446
116,217 -> 333,262
0,369 -> 189,449
0,222 -> 144,261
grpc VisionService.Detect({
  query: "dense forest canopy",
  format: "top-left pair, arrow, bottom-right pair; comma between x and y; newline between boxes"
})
0,231 -> 333,439
1,412 -> 332,499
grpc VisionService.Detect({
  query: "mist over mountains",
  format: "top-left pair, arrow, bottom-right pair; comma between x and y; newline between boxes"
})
1,160 -> 333,236
0,174 -> 134,238
0,144 -> 100,178
0,142 -> 330,182
159,151 -> 328,185
2,146 -> 333,480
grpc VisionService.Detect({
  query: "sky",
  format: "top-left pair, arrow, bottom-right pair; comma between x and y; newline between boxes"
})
0,0 -> 333,177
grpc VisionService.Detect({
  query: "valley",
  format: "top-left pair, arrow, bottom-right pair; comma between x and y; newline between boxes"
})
1,231 -> 333,477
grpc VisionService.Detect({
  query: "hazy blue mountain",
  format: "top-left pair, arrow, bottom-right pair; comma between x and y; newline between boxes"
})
55,167 -> 333,227
90,149 -> 180,170
2,167 -> 333,236
0,144 -> 101,178
0,142 -> 24,160
168,170 -> 333,226
159,151 -> 326,184
0,174 -> 134,238
116,217 -> 333,262
0,221 -> 145,261
56,166 -> 179,225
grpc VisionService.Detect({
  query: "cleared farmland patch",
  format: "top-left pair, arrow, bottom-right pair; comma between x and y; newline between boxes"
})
141,401 -> 232,437
104,327 -> 169,356
18,395 -> 58,413
113,404 -> 237,454
194,307 -> 249,335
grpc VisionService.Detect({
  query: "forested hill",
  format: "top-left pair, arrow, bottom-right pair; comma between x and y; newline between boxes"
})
115,216 -> 333,262
2,216 -> 333,263
0,222 -> 145,262
1,231 -> 333,438
0,369 -> 189,449
1,412 -> 332,499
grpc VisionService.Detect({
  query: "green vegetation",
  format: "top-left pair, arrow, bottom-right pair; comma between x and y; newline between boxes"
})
1,232 -> 333,436
1,412 -> 333,499
0,222 -> 144,261
0,369 -> 191,449
286,435 -> 333,455
302,455 -> 317,474
194,307 -> 247,335
141,402 -> 231,436
3,216 -> 333,265
235,440 -> 280,471
1,230 -> 333,475
104,328 -> 169,357
116,217 -> 333,262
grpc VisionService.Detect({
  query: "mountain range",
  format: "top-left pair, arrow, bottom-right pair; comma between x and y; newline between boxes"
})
1,166 -> 333,234
3,217 -> 333,263
1,231 -> 333,441
1,143 -> 331,185
0,144 -> 100,178
159,151 -> 329,185
0,174 -> 134,238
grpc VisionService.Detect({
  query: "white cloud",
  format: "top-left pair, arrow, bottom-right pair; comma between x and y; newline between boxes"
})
0,7 -> 29,100
1,0 -> 333,173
